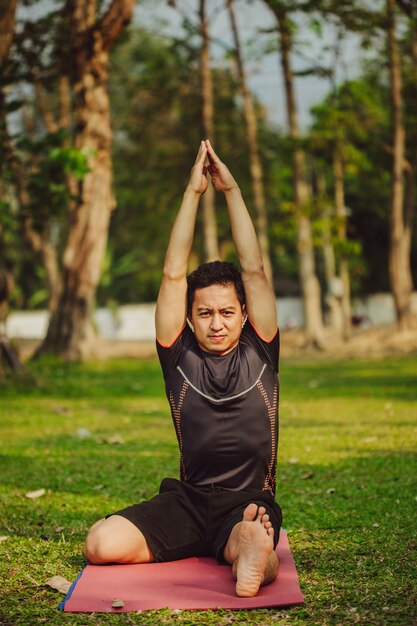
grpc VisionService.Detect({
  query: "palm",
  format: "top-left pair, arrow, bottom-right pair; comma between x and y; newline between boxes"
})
205,140 -> 236,192
189,167 -> 208,194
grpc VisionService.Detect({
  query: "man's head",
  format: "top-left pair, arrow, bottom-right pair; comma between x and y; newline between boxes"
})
187,261 -> 245,315
187,261 -> 246,355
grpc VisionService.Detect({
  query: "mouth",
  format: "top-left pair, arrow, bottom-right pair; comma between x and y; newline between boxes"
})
209,335 -> 226,342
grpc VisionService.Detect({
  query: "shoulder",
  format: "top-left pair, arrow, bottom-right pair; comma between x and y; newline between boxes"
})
156,323 -> 197,378
240,320 -> 280,371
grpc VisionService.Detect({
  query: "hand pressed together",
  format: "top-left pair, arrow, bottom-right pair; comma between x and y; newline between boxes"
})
206,139 -> 238,193
187,141 -> 209,195
187,139 -> 239,195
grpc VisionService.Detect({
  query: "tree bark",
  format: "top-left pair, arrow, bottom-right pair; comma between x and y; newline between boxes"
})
199,0 -> 219,262
0,0 -> 18,159
314,168 -> 344,334
333,145 -> 352,338
387,0 -> 415,330
227,0 -> 274,287
0,0 -> 17,63
39,0 -> 135,359
23,218 -> 62,313
0,0 -> 18,345
270,2 -> 324,346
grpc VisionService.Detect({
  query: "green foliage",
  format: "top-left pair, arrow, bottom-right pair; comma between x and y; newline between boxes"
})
308,70 -> 402,294
16,132 -> 84,227
106,27 -> 293,303
2,1 -> 417,311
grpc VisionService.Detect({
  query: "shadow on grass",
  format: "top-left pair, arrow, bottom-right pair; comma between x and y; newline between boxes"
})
1,354 -> 416,404
1,450 -> 415,538
281,355 -> 417,402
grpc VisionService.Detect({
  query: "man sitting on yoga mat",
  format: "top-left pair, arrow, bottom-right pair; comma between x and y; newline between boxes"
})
84,140 -> 282,598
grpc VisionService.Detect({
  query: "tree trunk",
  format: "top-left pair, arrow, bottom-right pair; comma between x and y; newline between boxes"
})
0,0 -> 18,159
23,218 -> 62,314
387,0 -> 415,330
199,0 -> 219,262
272,3 -> 324,347
227,0 -> 274,287
333,145 -> 352,338
314,169 -> 344,334
0,0 -> 17,63
39,0 -> 135,359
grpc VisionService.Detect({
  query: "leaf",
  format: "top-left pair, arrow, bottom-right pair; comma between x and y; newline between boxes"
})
52,405 -> 70,415
45,575 -> 72,594
0,536 -> 10,542
102,434 -> 124,445
302,472 -> 314,480
25,488 -> 46,499
112,598 -> 125,608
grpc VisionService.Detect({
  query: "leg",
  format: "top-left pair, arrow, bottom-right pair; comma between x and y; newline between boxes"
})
223,503 -> 278,597
84,515 -> 154,564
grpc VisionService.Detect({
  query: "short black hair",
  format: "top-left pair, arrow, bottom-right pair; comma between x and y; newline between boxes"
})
187,261 -> 245,316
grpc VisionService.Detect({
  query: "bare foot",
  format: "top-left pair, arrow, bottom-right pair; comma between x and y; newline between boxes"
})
233,504 -> 275,597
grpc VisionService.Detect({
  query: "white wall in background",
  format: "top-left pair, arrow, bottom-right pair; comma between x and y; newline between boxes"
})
6,293 -> 417,340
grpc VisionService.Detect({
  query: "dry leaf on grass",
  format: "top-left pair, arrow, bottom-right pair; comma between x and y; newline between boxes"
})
0,536 -> 10,542
52,405 -> 70,415
101,434 -> 124,445
45,575 -> 72,594
25,488 -> 46,499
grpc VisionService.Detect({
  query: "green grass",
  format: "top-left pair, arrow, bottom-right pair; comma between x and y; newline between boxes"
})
0,354 -> 416,625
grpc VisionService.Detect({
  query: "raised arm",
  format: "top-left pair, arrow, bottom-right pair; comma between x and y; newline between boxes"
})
206,140 -> 277,340
155,141 -> 208,346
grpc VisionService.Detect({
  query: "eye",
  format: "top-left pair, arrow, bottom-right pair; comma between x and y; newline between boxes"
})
199,311 -> 210,317
222,310 -> 234,317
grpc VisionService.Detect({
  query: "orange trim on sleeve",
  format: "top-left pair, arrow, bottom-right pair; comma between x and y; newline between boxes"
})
248,319 -> 279,343
156,324 -> 187,349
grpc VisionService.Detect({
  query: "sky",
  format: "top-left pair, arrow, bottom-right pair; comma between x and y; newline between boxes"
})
134,0 -> 364,130
17,0 -> 364,130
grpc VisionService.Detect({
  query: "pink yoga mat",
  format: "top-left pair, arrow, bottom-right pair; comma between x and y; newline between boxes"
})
61,531 -> 303,612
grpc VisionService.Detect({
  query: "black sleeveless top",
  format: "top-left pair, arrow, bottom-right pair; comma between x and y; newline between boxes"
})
156,321 -> 279,495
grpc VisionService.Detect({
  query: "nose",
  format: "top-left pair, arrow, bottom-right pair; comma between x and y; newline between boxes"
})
210,313 -> 223,331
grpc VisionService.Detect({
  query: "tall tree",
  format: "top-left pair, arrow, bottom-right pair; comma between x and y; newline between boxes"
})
332,142 -> 352,337
39,0 -> 135,359
0,0 -> 18,186
199,0 -> 219,261
0,0 -> 17,65
387,0 -> 415,329
226,0 -> 273,286
0,0 -> 18,317
265,0 -> 324,346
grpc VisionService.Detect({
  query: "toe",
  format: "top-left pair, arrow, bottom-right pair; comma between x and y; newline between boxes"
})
243,503 -> 258,521
261,512 -> 270,524
257,506 -> 266,521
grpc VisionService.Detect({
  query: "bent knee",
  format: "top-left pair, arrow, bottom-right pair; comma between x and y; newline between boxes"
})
84,519 -> 112,564
84,515 -> 153,564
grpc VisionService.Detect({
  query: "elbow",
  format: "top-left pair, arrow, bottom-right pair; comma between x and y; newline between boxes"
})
241,265 -> 266,280
162,265 -> 186,282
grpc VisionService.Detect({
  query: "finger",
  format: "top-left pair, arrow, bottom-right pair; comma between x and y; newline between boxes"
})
195,140 -> 207,164
205,139 -> 221,165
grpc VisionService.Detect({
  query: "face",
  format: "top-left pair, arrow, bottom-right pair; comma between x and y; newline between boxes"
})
190,283 -> 246,356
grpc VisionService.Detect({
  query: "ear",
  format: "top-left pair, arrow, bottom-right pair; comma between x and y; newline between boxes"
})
241,304 -> 247,327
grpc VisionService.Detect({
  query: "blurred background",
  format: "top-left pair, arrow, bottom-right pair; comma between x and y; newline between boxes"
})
1,0 -> 416,360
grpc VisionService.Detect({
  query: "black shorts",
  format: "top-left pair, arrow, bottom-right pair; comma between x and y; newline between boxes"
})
108,477 -> 282,564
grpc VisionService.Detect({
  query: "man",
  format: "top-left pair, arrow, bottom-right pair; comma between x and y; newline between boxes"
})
84,140 -> 282,598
